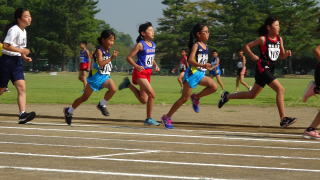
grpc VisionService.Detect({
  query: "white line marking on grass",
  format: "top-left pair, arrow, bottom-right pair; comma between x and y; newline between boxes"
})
0,166 -> 230,180
0,141 -> 319,161
0,126 -> 318,144
89,151 -> 160,158
1,152 -> 320,173
1,132 -> 320,152
0,120 -> 302,137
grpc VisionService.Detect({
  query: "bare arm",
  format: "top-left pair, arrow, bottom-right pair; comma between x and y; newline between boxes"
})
188,43 -> 210,69
127,43 -> 144,71
242,56 -> 246,67
243,37 -> 264,62
279,37 -> 292,59
153,59 -> 160,71
3,43 -> 30,55
314,45 -> 320,61
96,49 -> 118,67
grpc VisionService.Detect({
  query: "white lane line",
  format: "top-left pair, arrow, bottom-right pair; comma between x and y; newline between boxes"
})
1,132 -> 320,152
0,166 -> 230,180
0,126 -> 317,144
0,120 -> 302,137
0,141 -> 319,161
89,151 -> 160,158
0,152 -> 320,173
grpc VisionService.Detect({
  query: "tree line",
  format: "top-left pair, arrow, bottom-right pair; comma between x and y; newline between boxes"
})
157,0 -> 320,76
0,0 -> 133,71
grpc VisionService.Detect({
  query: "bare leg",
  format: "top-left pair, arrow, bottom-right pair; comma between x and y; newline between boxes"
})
193,76 -> 217,99
215,75 -> 225,90
78,71 -> 87,88
166,82 -> 192,118
268,79 -> 286,120
239,74 -> 250,89
14,80 -> 27,113
72,84 -> 93,109
177,72 -> 185,88
236,76 -> 240,91
308,111 -> 320,128
228,83 -> 263,99
136,78 -> 155,118
102,79 -> 117,101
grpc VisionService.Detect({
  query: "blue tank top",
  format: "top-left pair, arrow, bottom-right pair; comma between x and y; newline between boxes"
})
91,46 -> 112,76
79,50 -> 89,63
136,40 -> 156,69
191,43 -> 209,73
210,57 -> 219,67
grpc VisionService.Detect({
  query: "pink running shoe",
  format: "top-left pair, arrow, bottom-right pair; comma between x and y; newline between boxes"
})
303,81 -> 316,102
303,130 -> 320,140
161,115 -> 174,129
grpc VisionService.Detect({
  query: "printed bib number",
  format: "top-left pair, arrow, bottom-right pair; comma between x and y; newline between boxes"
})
145,54 -> 154,68
80,57 -> 85,63
268,44 -> 280,61
197,54 -> 208,71
99,55 -> 112,74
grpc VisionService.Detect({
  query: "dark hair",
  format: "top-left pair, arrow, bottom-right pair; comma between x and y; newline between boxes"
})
212,49 -> 218,53
188,23 -> 206,49
2,8 -> 29,41
97,30 -> 115,45
136,22 -> 153,43
80,41 -> 87,45
258,16 -> 279,36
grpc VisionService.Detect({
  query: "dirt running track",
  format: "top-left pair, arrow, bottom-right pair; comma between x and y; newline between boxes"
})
0,104 -> 319,180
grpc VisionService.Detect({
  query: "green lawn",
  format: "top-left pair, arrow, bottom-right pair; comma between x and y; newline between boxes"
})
0,72 -> 318,107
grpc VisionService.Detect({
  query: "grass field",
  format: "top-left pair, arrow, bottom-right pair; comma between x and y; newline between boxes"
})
0,72 -> 318,107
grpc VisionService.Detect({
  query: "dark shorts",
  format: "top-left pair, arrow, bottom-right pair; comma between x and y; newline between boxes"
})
255,68 -> 276,88
0,55 -> 24,88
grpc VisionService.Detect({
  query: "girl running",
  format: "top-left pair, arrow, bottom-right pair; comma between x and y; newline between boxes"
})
218,16 -> 296,128
161,23 -> 218,129
118,22 -> 160,126
302,45 -> 320,139
63,30 -> 118,125
78,41 -> 91,89
0,8 -> 36,124
177,49 -> 188,90
208,49 -> 225,90
235,50 -> 251,91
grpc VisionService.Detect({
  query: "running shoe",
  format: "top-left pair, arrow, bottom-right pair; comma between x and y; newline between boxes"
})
303,130 -> 320,140
18,111 -> 36,124
191,94 -> 200,113
63,107 -> 73,125
303,81 -> 317,102
119,77 -> 130,90
280,117 -> 297,128
218,91 -> 229,108
161,115 -> 174,129
144,118 -> 160,126
97,104 -> 110,116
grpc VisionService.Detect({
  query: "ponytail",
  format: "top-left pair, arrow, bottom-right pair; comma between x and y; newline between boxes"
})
136,22 -> 153,43
258,16 -> 279,36
188,23 -> 206,50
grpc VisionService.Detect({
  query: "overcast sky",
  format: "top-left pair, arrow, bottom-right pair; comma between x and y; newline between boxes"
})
96,0 -> 166,41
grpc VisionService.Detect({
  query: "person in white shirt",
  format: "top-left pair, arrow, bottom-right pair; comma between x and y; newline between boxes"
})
0,8 -> 36,124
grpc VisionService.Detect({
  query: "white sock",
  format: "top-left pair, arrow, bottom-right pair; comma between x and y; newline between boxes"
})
68,107 -> 74,114
99,99 -> 107,106
19,111 -> 26,116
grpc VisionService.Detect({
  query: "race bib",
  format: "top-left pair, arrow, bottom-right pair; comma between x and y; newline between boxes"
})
80,57 -> 85,63
145,54 -> 154,68
268,44 -> 280,61
197,53 -> 208,71
99,56 -> 112,74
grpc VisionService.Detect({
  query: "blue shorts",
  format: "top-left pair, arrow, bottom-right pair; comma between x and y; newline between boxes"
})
87,73 -> 111,91
0,55 -> 24,88
209,66 -> 222,76
183,68 -> 206,88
